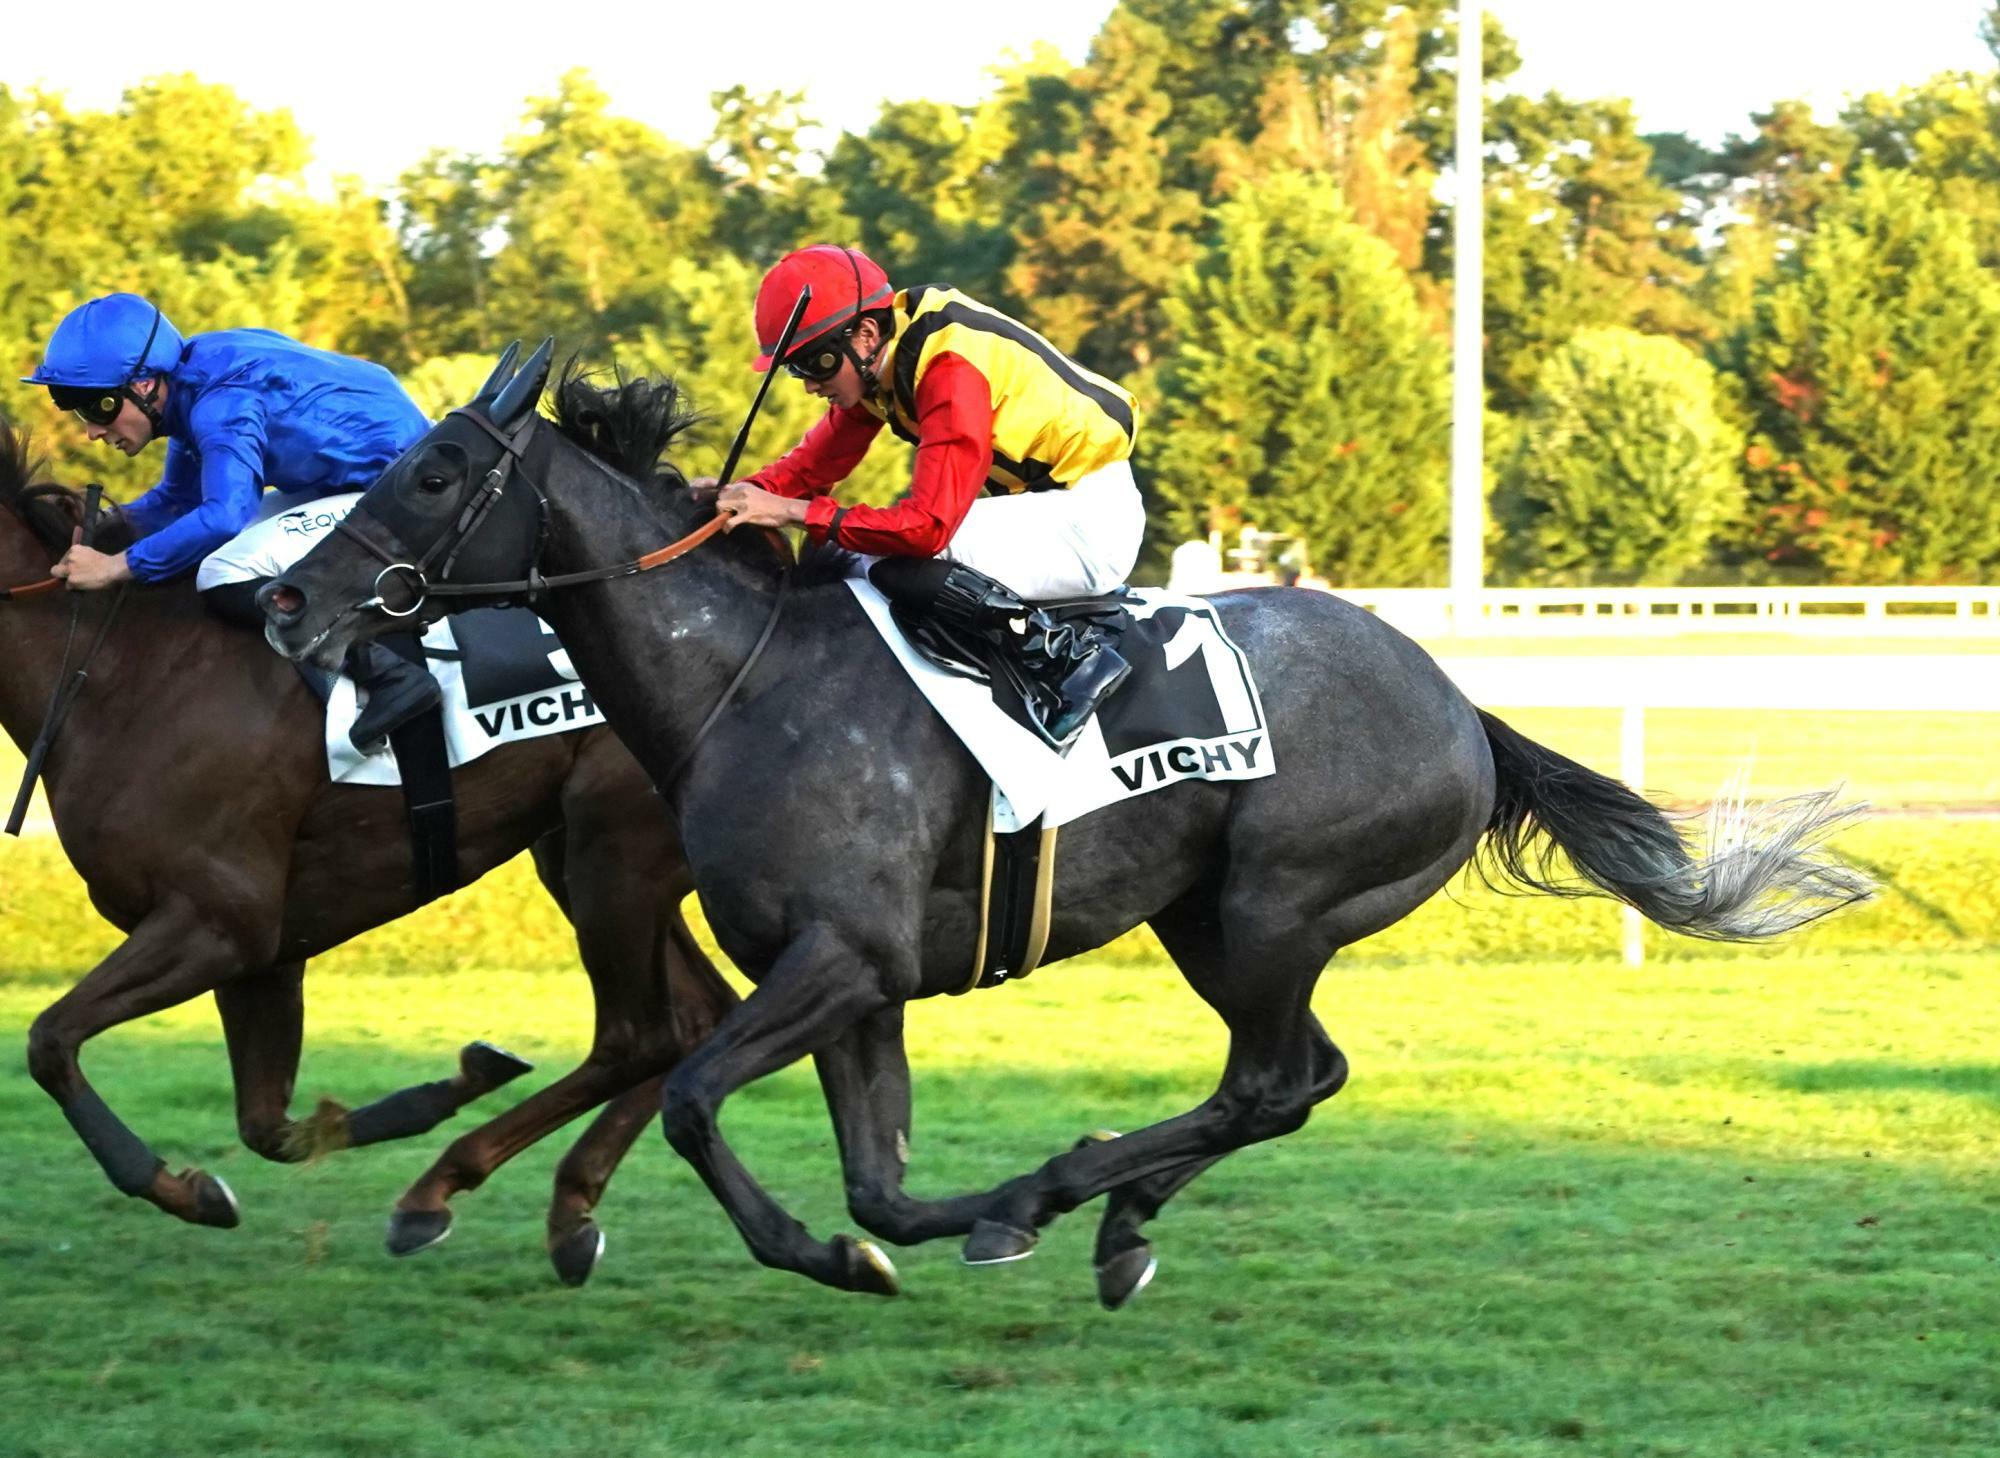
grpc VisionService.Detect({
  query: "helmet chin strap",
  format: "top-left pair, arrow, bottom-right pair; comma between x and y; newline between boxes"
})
845,330 -> 889,397
121,307 -> 168,438
123,378 -> 165,439
838,246 -> 892,396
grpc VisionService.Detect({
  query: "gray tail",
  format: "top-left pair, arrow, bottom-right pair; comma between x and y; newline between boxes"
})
1477,710 -> 1874,941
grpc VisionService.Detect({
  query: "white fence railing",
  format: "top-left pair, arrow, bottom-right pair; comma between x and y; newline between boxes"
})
1355,586 -> 2000,638
1168,548 -> 2000,637
1439,654 -> 2000,966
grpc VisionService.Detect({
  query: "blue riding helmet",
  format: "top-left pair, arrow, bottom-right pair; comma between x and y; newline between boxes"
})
21,293 -> 185,389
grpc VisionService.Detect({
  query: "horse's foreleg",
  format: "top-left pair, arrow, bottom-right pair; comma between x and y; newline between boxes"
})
214,962 -> 306,1161
658,922 -> 902,1296
215,964 -> 535,1162
28,899 -> 263,1228
384,811 -> 733,1262
812,1008 -> 989,1246
544,1074 -> 663,1286
542,897 -> 739,1285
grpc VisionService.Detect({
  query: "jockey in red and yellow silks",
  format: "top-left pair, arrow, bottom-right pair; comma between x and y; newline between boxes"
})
707,245 -> 1141,744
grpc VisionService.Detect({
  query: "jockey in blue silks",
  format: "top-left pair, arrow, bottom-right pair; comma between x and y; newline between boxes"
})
22,292 -> 440,748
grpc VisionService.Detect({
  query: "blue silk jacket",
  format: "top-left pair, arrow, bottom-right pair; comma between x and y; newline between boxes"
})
122,330 -> 428,583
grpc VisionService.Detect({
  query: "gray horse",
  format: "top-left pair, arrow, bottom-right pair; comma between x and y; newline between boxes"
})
260,343 -> 1870,1308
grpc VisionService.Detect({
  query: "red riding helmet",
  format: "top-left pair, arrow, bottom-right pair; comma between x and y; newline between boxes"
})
752,245 -> 894,372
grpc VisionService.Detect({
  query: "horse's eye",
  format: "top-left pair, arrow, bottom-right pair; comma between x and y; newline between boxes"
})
418,474 -> 449,494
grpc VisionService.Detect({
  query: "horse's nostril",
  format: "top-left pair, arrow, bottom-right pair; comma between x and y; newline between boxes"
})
257,580 -> 305,623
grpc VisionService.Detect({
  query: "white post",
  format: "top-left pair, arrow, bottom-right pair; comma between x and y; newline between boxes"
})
1620,703 -> 1646,967
1449,0 -> 1485,633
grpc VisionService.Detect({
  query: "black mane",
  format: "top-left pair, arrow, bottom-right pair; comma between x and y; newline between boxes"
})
0,417 -> 136,555
549,360 -> 702,488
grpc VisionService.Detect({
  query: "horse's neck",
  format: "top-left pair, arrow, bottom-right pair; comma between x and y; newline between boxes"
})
0,530 -> 74,749
0,569 -> 205,759
535,458 -> 779,780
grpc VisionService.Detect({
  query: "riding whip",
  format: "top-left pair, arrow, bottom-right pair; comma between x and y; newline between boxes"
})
717,285 -> 811,489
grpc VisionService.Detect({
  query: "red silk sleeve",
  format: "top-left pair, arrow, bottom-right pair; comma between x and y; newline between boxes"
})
803,352 -> 994,557
746,403 -> 883,499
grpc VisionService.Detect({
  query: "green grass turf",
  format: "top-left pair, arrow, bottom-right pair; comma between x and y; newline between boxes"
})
2,651 -> 1993,1455
0,946 -> 1994,1458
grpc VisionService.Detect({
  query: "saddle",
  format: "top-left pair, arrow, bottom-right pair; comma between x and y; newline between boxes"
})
888,588 -> 1133,746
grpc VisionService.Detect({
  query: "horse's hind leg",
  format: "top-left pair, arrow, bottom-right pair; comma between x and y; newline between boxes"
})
27,898 -> 268,1228
215,962 -> 534,1164
812,1007 -> 992,1246
1078,892 -> 1352,1306
957,891 -> 1348,1302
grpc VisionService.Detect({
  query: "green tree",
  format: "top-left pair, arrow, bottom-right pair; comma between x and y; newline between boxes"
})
707,85 -> 844,262
1845,72 -> 2000,267
1480,92 -> 1704,415
1204,9 -> 1438,292
1494,328 -> 1743,584
487,72 -> 728,352
1004,7 -> 1203,378
1,76 -> 363,496
399,72 -> 732,360
1735,166 -> 2000,581
396,149 -> 497,359
1148,172 -> 1450,586
818,52 -> 1065,305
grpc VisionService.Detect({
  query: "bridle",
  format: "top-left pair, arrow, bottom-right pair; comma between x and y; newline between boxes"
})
331,405 -> 739,617
327,403 -> 789,793
320,295 -> 816,793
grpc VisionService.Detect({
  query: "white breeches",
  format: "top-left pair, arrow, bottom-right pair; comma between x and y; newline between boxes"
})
937,459 -> 1143,599
195,490 -> 362,589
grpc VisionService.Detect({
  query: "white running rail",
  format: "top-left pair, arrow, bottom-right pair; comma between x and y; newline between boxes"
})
1435,654 -> 2000,966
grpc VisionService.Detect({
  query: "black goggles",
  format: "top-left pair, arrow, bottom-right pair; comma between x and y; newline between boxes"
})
781,330 -> 852,383
50,385 -> 127,427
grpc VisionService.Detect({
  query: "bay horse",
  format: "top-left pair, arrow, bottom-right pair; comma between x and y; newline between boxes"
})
263,343 -> 1870,1308
0,402 -> 736,1286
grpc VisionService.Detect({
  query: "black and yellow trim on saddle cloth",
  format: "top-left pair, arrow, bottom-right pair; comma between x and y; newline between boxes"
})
870,285 -> 1138,494
960,803 -> 1061,994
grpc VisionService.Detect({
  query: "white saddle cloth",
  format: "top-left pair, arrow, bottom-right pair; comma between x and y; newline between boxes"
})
194,490 -> 607,787
845,580 -> 1274,831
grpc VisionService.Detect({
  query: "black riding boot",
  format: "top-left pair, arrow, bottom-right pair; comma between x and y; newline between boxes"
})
347,636 -> 442,752
870,558 -> 1130,744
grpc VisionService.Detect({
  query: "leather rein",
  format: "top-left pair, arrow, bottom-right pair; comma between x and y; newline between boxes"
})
330,405 -> 788,792
3,485 -> 132,835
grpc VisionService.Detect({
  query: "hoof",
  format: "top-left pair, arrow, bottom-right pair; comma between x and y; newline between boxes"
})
460,1041 -> 534,1090
962,1218 -> 1037,1266
834,1234 -> 901,1297
550,1221 -> 606,1288
1096,1244 -> 1157,1310
1073,1128 -> 1122,1151
190,1171 -> 241,1229
385,1206 -> 454,1257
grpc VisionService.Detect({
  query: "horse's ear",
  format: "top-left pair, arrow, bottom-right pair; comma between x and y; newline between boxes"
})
474,341 -> 523,405
492,338 -> 554,429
